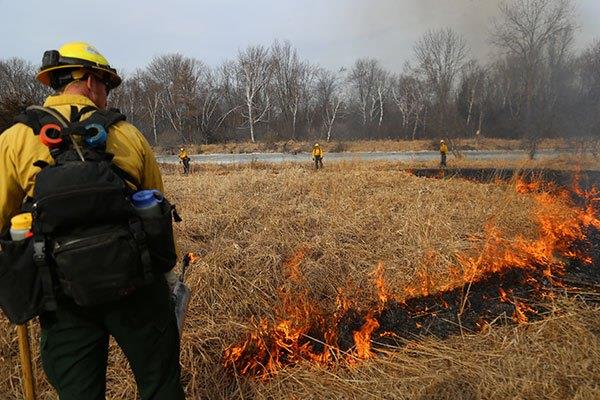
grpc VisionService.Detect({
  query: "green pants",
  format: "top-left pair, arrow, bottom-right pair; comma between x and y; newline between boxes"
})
39,278 -> 185,400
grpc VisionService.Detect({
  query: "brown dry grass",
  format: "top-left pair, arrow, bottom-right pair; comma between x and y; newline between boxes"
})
1,159 -> 600,399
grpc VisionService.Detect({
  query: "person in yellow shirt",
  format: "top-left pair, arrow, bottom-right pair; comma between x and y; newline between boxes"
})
312,143 -> 324,170
178,146 -> 190,174
0,42 -> 184,400
439,139 -> 448,167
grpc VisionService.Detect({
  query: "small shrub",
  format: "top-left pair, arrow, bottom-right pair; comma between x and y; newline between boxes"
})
329,141 -> 348,153
260,131 -> 281,152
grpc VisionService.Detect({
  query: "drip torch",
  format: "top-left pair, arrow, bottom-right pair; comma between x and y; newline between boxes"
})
168,253 -> 192,333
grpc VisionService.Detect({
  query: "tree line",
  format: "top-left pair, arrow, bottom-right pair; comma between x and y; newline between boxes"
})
1,0 -> 599,149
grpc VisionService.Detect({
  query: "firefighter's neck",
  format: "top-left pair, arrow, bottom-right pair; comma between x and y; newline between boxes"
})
62,77 -> 107,109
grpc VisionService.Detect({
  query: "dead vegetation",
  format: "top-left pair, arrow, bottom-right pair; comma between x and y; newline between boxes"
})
1,159 -> 600,399
155,137 -> 595,156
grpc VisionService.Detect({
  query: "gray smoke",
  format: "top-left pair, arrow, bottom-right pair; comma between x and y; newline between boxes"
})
341,0 -> 597,70
411,0 -> 501,58
345,0 -> 502,67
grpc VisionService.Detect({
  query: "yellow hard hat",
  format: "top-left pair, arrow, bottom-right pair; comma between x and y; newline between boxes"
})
36,42 -> 122,90
314,143 -> 319,147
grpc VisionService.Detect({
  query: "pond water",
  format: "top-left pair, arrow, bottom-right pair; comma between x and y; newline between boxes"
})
156,149 -> 565,165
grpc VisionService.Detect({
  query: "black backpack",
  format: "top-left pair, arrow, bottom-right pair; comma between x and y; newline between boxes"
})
0,105 -> 179,323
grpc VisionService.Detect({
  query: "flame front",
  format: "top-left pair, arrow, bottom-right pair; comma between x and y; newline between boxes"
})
223,175 -> 600,378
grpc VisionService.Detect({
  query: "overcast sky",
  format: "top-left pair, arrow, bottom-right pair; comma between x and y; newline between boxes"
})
1,0 -> 599,75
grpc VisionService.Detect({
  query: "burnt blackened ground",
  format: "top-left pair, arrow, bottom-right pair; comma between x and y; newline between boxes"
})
334,267 -> 550,352
407,168 -> 600,194
563,226 -> 600,288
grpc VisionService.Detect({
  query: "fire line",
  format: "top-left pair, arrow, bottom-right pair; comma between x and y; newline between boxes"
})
223,172 -> 600,379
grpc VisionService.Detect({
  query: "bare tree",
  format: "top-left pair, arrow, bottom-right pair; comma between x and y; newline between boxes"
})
458,62 -> 488,135
491,0 -> 576,156
374,70 -> 388,128
413,28 -> 470,135
315,68 -> 345,142
195,68 -> 240,143
0,58 -> 49,132
137,71 -> 164,145
347,58 -> 388,134
146,54 -> 202,143
391,73 -> 427,140
110,71 -> 147,127
577,40 -> 600,98
573,40 -> 600,153
235,45 -> 273,143
271,40 -> 315,139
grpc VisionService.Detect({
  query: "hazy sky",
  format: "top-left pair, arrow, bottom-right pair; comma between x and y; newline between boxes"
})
1,0 -> 599,74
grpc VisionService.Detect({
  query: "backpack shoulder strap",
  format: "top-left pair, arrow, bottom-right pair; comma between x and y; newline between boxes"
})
17,105 -> 138,188
14,106 -> 126,134
13,107 -> 64,135
86,108 -> 140,189
84,108 -> 126,129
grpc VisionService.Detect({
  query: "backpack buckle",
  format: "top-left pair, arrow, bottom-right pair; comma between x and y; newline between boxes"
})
33,240 -> 46,266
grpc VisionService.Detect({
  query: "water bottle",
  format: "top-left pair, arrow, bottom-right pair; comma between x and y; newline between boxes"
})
132,190 -> 186,326
131,190 -> 163,218
10,213 -> 33,241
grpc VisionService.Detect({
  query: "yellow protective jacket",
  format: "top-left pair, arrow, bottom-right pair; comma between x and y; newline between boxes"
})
440,143 -> 448,154
312,146 -> 324,158
0,94 -> 164,232
178,149 -> 189,160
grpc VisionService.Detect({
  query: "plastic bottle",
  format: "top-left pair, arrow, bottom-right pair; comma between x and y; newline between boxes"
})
132,190 -> 184,323
10,213 -> 33,241
131,190 -> 163,218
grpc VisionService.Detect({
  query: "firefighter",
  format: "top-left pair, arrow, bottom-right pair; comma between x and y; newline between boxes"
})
439,139 -> 448,167
178,146 -> 191,174
0,42 -> 185,400
312,143 -> 324,170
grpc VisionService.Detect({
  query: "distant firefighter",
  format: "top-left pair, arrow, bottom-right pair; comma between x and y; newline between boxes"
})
439,140 -> 448,167
178,147 -> 191,174
312,143 -> 324,170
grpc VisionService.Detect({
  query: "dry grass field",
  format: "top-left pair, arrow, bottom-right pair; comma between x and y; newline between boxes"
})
1,157 -> 600,399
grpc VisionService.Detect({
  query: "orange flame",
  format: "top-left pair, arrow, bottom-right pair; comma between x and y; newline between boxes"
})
283,246 -> 308,282
498,287 -> 509,302
513,302 -> 535,324
186,252 -> 201,263
373,262 -> 389,304
224,176 -> 600,378
353,315 -> 380,360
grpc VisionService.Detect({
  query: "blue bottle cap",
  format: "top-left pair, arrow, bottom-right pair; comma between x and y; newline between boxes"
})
84,123 -> 107,148
132,190 -> 163,208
